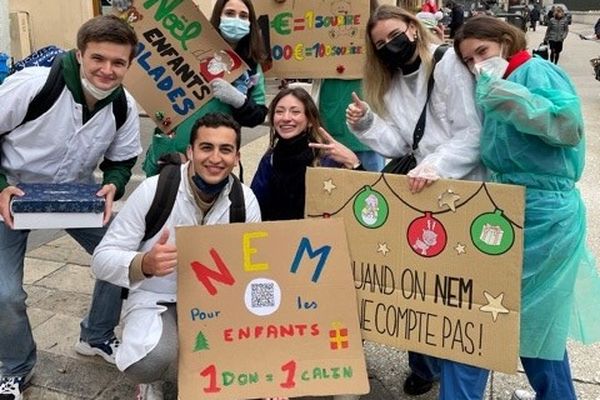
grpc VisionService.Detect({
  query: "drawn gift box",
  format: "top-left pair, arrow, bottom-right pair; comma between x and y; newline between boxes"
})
479,223 -> 504,246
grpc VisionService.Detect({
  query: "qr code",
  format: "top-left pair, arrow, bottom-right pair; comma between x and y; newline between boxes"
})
251,282 -> 275,308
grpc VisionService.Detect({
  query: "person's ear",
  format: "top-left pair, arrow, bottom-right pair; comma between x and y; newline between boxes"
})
76,50 -> 83,64
186,145 -> 193,161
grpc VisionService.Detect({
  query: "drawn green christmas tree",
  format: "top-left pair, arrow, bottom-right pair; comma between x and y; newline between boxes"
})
194,331 -> 210,352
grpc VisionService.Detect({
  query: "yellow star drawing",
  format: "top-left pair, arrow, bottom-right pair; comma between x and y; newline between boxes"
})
323,179 -> 336,194
454,243 -> 466,255
377,242 -> 390,256
438,189 -> 461,212
479,291 -> 509,322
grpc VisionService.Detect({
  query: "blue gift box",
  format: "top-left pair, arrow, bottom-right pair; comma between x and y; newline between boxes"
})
10,183 -> 105,229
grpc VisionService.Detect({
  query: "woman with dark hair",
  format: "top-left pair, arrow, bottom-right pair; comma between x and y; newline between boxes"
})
251,87 -> 361,222
452,15 -> 600,400
142,0 -> 269,176
345,4 -> 486,397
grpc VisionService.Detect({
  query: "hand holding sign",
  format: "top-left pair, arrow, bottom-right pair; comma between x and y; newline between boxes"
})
142,229 -> 178,277
309,127 -> 361,169
345,92 -> 369,128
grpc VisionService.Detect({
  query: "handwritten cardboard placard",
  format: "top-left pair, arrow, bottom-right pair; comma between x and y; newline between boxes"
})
176,218 -> 369,399
116,0 -> 247,132
306,168 -> 525,373
253,0 -> 369,79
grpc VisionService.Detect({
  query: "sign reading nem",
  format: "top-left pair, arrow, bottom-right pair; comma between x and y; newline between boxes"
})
306,168 -> 525,373
176,219 -> 369,399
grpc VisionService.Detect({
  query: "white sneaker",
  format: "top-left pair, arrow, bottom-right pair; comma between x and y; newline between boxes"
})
0,374 -> 32,400
512,389 -> 536,400
135,382 -> 164,400
74,337 -> 119,365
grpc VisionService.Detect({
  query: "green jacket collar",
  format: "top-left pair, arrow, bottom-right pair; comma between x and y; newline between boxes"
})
61,49 -> 124,119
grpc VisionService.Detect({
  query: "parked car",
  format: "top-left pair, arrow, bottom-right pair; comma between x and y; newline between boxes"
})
495,12 -> 527,31
493,5 -> 528,32
541,4 -> 572,25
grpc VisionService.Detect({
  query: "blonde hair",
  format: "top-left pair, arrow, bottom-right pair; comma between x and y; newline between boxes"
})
553,6 -> 564,18
363,5 -> 440,116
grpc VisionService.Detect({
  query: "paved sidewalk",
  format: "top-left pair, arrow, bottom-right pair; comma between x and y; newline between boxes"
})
19,22 -> 600,399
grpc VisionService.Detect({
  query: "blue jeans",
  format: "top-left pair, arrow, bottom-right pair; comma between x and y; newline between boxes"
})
0,222 -> 122,377
439,359 -> 488,400
357,151 -> 385,172
409,352 -> 441,381
438,351 -> 576,400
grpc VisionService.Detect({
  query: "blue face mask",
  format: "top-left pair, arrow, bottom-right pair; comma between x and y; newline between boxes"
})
191,174 -> 229,197
219,16 -> 250,43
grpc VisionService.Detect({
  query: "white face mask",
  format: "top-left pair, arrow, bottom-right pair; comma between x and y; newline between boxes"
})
77,51 -> 118,100
80,70 -> 118,100
471,56 -> 509,80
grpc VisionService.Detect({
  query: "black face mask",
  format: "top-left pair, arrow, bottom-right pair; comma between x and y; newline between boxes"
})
376,32 -> 418,70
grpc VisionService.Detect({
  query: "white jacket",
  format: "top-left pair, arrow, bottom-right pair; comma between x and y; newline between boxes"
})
351,46 -> 487,181
0,67 -> 141,185
92,163 -> 261,370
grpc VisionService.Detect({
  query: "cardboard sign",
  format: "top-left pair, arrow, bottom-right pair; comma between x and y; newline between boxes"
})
254,0 -> 369,79
116,0 -> 247,132
306,168 -> 525,373
176,219 -> 369,399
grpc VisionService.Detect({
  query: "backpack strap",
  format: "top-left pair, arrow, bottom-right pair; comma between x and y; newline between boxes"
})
143,161 -> 246,240
16,53 -> 66,130
411,44 -> 449,150
228,174 -> 246,223
143,161 -> 181,242
113,89 -> 128,131
6,53 -> 129,133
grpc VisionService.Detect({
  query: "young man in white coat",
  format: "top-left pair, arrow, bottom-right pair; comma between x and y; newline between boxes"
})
91,113 -> 262,400
0,15 -> 141,399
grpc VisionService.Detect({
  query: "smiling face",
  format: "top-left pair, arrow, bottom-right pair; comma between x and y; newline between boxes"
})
273,94 -> 309,140
458,38 -> 503,72
186,125 -> 240,185
77,41 -> 131,91
370,18 -> 416,50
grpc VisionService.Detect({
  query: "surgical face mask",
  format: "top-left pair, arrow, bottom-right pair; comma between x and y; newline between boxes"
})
376,32 -> 418,70
219,16 -> 250,43
191,173 -> 228,197
80,69 -> 118,100
471,56 -> 509,80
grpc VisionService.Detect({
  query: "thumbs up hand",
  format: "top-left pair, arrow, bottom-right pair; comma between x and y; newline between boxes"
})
142,228 -> 178,277
346,92 -> 371,129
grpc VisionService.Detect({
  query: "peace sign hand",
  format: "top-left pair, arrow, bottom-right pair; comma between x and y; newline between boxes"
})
309,127 -> 361,169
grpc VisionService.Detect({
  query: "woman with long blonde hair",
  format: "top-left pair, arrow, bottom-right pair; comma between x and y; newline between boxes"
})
346,5 -> 487,397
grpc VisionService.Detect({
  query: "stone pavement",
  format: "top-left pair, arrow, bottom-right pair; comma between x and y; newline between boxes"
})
20,22 -> 600,400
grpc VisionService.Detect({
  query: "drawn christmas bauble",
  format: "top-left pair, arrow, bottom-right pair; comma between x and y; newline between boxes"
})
470,210 -> 515,255
407,212 -> 447,257
353,186 -> 389,229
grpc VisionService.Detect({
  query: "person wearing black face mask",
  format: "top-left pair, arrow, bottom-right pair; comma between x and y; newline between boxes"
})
346,5 -> 487,398
376,29 -> 419,73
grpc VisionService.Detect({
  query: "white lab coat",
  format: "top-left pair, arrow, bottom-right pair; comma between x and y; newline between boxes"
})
92,163 -> 261,371
0,67 -> 141,185
351,45 -> 487,181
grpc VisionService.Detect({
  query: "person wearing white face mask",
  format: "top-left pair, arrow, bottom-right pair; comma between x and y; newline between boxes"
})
142,0 -> 269,177
451,16 -> 600,400
0,15 -> 142,399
